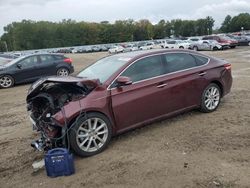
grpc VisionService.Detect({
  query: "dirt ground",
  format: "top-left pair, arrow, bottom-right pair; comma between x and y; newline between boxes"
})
0,47 -> 250,188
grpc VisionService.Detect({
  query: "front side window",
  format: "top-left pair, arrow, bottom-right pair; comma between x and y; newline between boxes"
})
193,55 -> 209,66
18,56 -> 38,68
164,53 -> 196,73
121,55 -> 164,82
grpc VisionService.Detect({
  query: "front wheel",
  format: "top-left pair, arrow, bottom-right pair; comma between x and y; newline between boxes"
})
57,67 -> 69,76
69,113 -> 112,157
0,75 -> 14,88
193,46 -> 198,51
200,83 -> 221,113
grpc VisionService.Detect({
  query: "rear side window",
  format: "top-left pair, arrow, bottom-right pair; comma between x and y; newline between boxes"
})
18,56 -> 38,68
53,55 -> 64,60
121,55 -> 164,82
163,53 -> 196,73
40,55 -> 54,63
193,55 -> 209,66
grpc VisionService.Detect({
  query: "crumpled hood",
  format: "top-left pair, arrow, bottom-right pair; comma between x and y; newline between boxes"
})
27,76 -> 101,100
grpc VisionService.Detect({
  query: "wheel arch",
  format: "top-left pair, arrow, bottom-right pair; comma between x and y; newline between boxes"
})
210,80 -> 224,96
67,110 -> 115,135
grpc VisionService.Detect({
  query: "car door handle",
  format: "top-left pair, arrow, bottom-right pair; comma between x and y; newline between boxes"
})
198,72 -> 207,76
157,83 -> 168,88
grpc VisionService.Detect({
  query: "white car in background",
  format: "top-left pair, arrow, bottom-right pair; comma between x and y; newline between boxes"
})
191,40 -> 222,51
108,45 -> 124,54
124,44 -> 139,52
187,37 -> 201,42
139,42 -> 154,50
162,40 -> 191,49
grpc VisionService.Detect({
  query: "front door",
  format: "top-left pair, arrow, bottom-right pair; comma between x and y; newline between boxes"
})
13,55 -> 41,83
110,55 -> 171,132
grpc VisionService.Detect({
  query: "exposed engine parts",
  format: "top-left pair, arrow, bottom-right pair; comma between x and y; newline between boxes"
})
27,82 -> 87,151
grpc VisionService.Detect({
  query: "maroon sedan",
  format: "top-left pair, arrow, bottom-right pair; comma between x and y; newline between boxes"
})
27,49 -> 232,157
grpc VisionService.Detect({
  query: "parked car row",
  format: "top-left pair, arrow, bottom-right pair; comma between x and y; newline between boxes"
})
108,42 -> 157,54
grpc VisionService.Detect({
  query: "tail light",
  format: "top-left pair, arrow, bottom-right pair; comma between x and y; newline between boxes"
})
63,58 -> 72,64
224,63 -> 231,70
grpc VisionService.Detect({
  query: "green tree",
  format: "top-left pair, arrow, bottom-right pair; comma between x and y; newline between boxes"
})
220,15 -> 232,33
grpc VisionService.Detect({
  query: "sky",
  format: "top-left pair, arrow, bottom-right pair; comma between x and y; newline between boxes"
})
0,0 -> 250,35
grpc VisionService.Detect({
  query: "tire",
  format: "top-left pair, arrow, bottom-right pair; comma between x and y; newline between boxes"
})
200,83 -> 221,113
193,46 -> 198,51
179,46 -> 184,49
69,112 -> 112,157
231,46 -> 236,49
248,42 -> 250,46
213,47 -> 218,51
57,67 -> 69,76
0,75 -> 14,88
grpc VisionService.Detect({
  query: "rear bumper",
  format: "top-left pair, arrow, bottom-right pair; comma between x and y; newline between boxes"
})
221,70 -> 233,97
69,66 -> 74,74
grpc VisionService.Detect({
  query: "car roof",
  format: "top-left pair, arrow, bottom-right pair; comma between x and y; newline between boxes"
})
110,49 -> 203,61
19,53 -> 64,58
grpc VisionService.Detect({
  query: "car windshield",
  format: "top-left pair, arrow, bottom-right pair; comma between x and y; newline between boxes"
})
0,55 -> 25,67
0,57 -> 11,65
77,56 -> 130,83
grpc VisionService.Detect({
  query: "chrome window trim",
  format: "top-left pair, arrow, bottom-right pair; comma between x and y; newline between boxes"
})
107,51 -> 210,90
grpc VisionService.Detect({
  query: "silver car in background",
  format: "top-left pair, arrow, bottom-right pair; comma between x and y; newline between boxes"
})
191,40 -> 222,51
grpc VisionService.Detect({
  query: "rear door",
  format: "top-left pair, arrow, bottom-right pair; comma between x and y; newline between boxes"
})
201,41 -> 211,50
161,52 -> 210,109
38,55 -> 58,76
13,55 -> 41,83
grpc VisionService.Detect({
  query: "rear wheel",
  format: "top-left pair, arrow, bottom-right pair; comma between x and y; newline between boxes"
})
200,83 -> 221,113
213,46 -> 218,51
193,46 -> 198,51
0,75 -> 14,88
179,46 -> 184,49
69,113 -> 112,157
57,67 -> 69,76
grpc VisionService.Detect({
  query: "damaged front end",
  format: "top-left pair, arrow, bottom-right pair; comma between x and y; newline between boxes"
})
26,76 -> 100,151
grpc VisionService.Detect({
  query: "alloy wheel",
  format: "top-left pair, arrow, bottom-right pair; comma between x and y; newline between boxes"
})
76,117 -> 109,153
0,76 -> 13,88
204,86 -> 220,110
57,68 -> 69,76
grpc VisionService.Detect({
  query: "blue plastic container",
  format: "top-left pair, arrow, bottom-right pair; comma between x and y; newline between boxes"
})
45,148 -> 75,177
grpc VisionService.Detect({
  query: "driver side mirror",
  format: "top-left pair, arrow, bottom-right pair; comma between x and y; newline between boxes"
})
16,63 -> 22,69
116,76 -> 132,87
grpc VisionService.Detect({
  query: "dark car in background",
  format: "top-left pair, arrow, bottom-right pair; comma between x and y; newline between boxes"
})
227,34 -> 250,46
0,53 -> 74,88
202,35 -> 238,49
27,49 -> 232,157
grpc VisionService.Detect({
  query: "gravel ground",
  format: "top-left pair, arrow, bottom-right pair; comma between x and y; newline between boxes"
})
0,47 -> 250,188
